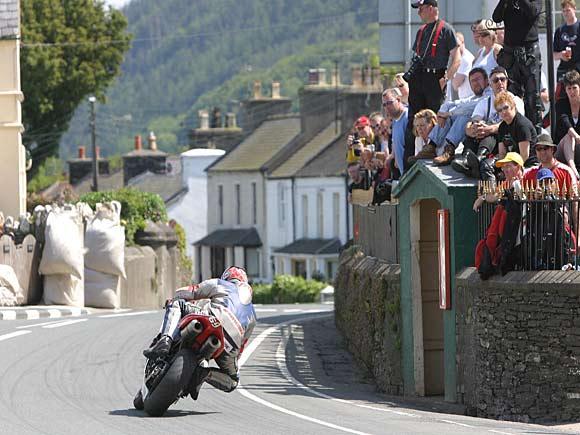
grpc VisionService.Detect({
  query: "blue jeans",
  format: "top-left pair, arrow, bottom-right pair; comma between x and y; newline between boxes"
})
428,115 -> 470,149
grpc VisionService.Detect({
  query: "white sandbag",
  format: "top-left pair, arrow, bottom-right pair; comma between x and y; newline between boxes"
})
39,209 -> 84,279
84,201 -> 126,278
0,264 -> 24,306
84,267 -> 120,309
43,273 -> 84,307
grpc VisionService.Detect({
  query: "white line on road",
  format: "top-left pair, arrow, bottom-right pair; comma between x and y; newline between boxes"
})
283,309 -> 301,313
42,319 -> 88,329
16,320 -> 72,329
439,419 -> 475,428
98,310 -> 157,318
0,330 -> 31,341
254,308 -> 278,312
488,430 -> 515,435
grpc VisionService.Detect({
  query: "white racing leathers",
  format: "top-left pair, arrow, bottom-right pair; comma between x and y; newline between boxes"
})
158,278 -> 257,392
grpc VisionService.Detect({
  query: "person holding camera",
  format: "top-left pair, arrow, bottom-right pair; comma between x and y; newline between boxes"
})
493,0 -> 543,132
404,0 -> 461,169
346,116 -> 375,164
553,0 -> 580,82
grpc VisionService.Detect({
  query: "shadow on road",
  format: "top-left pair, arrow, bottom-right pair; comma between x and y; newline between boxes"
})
109,408 -> 219,418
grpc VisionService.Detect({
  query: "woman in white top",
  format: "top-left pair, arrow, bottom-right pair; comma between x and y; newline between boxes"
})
413,109 -> 437,156
392,73 -> 409,106
472,29 -> 501,76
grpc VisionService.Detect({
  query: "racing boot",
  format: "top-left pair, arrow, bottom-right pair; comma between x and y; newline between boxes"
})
143,334 -> 173,358
189,366 -> 210,400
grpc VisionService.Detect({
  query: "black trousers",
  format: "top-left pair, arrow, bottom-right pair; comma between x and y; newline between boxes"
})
497,44 -> 543,132
405,69 -> 446,170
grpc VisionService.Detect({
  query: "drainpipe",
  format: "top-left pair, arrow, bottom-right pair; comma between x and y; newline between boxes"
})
404,0 -> 412,68
345,173 -> 350,240
291,177 -> 296,241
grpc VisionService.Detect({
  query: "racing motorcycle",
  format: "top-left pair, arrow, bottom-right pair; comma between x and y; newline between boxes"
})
133,312 -> 225,416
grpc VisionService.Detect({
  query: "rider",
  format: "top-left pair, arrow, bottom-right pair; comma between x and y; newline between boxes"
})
143,266 -> 257,397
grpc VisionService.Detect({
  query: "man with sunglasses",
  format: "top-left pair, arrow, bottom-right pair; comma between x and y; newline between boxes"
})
382,87 -> 408,176
451,67 -> 525,177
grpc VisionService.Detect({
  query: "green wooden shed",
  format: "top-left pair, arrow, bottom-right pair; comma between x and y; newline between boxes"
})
392,161 -> 478,402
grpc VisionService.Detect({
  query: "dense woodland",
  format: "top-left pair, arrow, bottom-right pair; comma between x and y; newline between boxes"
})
59,0 -> 379,159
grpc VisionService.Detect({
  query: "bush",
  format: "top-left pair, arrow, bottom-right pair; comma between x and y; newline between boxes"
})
77,188 -> 168,245
171,220 -> 193,286
252,283 -> 274,304
265,274 -> 326,304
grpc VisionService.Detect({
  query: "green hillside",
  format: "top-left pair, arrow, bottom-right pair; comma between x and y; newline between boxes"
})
60,0 -> 379,158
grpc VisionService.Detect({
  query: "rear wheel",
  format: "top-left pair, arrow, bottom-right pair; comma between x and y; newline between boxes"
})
143,349 -> 196,417
133,390 -> 144,410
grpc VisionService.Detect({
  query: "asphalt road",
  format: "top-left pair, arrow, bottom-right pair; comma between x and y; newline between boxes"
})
0,303 -> 578,435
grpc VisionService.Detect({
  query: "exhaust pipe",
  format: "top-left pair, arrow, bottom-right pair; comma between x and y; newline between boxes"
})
181,320 -> 204,345
199,335 -> 221,359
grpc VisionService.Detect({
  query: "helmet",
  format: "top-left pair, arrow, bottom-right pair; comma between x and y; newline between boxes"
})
221,266 -> 248,284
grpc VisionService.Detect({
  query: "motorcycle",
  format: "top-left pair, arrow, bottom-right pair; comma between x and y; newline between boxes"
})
133,312 -> 225,416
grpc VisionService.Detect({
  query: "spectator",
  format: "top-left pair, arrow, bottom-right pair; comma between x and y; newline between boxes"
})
472,28 -> 501,76
555,70 -> 580,180
369,112 -> 385,150
412,109 -> 437,156
446,32 -> 475,101
496,91 -> 538,166
404,0 -> 461,170
346,116 -> 375,163
347,162 -> 371,204
493,0 -> 543,131
471,19 -> 486,50
553,0 -> 580,82
392,73 -> 409,105
382,87 -> 409,177
455,66 -> 525,178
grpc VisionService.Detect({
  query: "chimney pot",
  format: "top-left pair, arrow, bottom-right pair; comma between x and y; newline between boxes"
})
95,146 -> 100,159
148,131 -> 158,151
253,81 -> 262,99
351,66 -> 363,88
330,68 -> 341,86
134,135 -> 142,151
225,112 -> 237,128
371,67 -> 382,88
198,110 -> 209,129
271,82 -> 281,99
308,68 -> 318,85
317,68 -> 327,86
78,146 -> 86,159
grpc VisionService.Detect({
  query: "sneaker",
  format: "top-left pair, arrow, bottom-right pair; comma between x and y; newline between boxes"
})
143,334 -> 172,358
408,143 -> 436,163
433,144 -> 456,166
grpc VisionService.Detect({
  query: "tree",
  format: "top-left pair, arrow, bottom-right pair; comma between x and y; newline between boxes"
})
20,0 -> 131,173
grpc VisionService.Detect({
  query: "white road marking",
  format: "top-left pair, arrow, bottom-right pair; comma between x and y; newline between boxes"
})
254,308 -> 277,313
0,330 -> 31,341
439,419 -> 475,428
16,320 -> 70,329
42,319 -> 88,329
488,430 -> 515,435
47,309 -> 62,318
98,310 -> 157,318
283,309 -> 301,313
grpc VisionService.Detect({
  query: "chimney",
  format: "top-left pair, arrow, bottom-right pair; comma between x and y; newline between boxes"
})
198,110 -> 209,129
225,112 -> 237,128
371,67 -> 382,88
330,68 -> 341,86
148,131 -> 158,151
253,80 -> 262,99
95,146 -> 101,159
134,135 -> 142,151
363,65 -> 372,87
317,68 -> 327,86
308,68 -> 318,85
351,66 -> 363,88
271,81 -> 281,99
78,146 -> 86,159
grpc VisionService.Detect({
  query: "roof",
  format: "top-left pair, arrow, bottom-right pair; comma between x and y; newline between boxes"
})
209,115 -> 300,172
269,121 -> 341,178
274,238 -> 341,255
295,131 -> 349,178
181,148 -> 226,158
0,0 -> 19,39
123,148 -> 168,157
127,170 -> 184,203
74,170 -> 124,195
392,161 -> 478,198
194,228 -> 262,247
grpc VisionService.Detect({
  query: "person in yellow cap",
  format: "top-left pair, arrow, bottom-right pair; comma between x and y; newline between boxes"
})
473,151 -> 524,211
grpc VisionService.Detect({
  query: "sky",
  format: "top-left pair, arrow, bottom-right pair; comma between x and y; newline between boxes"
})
104,0 -> 131,9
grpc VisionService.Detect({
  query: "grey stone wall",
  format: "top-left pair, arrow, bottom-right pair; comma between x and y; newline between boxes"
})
0,0 -> 19,39
456,267 -> 580,423
334,246 -> 403,395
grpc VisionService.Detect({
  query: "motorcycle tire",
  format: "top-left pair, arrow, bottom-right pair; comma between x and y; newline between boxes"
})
143,349 -> 196,417
133,390 -> 144,410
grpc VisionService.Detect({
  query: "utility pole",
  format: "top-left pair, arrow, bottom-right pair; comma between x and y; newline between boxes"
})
334,59 -> 339,135
545,0 -> 556,138
89,96 -> 98,192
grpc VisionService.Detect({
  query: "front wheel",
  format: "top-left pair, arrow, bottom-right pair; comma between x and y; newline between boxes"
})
143,349 -> 196,417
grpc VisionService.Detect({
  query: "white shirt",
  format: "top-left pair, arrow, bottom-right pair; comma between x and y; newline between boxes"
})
472,46 -> 499,77
446,48 -> 475,101
471,91 -> 525,124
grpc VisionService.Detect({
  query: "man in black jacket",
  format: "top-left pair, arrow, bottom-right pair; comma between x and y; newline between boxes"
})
493,0 -> 543,132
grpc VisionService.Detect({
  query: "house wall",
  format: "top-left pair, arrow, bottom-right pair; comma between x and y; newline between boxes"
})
0,8 -> 26,218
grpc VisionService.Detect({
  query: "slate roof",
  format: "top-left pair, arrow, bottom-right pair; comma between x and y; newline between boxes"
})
209,115 -> 300,172
0,0 -> 19,39
194,228 -> 262,247
294,131 -> 349,178
274,238 -> 341,255
73,170 -> 124,196
269,121 -> 341,179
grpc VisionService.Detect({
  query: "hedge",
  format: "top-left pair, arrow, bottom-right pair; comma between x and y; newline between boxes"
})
252,275 -> 326,304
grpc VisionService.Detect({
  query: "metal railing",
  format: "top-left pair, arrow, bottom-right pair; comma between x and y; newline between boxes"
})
477,180 -> 579,271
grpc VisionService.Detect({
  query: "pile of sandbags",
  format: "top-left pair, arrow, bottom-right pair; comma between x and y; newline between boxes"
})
83,201 -> 126,309
0,264 -> 24,306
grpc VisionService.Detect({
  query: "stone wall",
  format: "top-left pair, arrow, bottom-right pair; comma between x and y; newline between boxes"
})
456,267 -> 580,423
334,246 -> 403,395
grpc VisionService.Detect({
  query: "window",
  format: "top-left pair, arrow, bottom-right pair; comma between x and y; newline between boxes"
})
332,192 -> 340,238
235,183 -> 241,225
218,185 -> 224,225
293,259 -> 306,278
252,182 -> 257,225
326,260 -> 338,280
278,183 -> 286,227
302,195 -> 309,238
317,192 -> 324,238
245,248 -> 259,277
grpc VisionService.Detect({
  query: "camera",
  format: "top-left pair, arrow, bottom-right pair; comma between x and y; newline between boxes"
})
402,54 -> 423,83
352,132 -> 362,156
